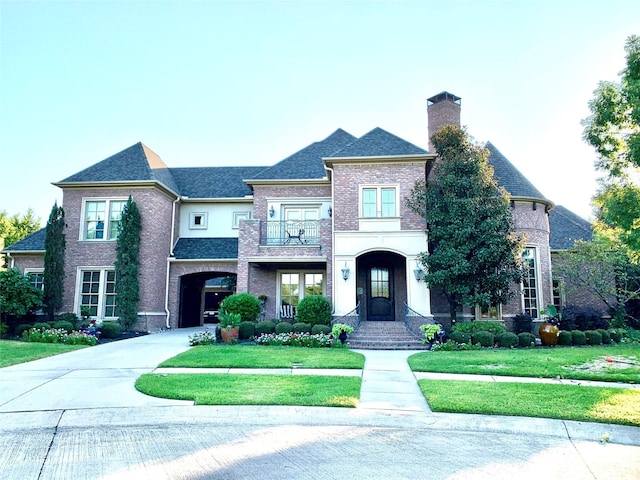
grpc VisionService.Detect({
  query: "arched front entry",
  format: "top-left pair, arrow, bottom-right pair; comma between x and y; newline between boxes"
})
178,272 -> 236,328
356,251 -> 407,322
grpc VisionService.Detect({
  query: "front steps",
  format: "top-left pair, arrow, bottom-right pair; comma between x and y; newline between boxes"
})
347,321 -> 428,350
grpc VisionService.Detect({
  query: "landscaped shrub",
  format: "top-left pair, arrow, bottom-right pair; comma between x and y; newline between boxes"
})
0,322 -> 7,336
557,330 -> 573,346
33,322 -> 51,331
188,329 -> 216,346
275,322 -> 293,334
311,324 -> 331,335
62,331 -> 98,346
220,293 -> 261,322
585,330 -> 603,346
609,329 -> 623,343
571,330 -> 587,346
16,323 -> 34,337
517,332 -> 536,348
295,295 -> 332,326
99,321 -> 123,339
452,321 -> 506,337
238,321 -> 256,340
292,322 -> 312,333
255,321 -> 276,336
432,339 -> 481,351
496,332 -> 518,348
52,321 -> 74,333
448,331 -> 471,345
512,313 -> 533,335
561,306 -> 607,331
597,328 -> 611,344
55,313 -> 79,328
471,330 -> 495,347
255,332 -> 333,347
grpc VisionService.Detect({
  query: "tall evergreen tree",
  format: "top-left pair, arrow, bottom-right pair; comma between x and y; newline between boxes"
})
43,202 -> 65,322
115,196 -> 141,331
407,125 -> 525,323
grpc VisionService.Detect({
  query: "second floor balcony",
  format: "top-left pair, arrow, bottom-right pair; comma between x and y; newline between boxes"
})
262,220 -> 321,245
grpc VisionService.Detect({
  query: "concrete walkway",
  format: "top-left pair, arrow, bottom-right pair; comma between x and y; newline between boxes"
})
1,329 -> 640,479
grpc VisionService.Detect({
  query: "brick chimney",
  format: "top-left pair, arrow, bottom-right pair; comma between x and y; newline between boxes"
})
427,91 -> 461,153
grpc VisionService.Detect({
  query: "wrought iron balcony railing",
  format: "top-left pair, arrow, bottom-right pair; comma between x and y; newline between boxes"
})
263,220 -> 321,245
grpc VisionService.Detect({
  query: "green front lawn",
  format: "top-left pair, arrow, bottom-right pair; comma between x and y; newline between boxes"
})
136,373 -> 361,407
0,340 -> 88,368
419,380 -> 640,427
409,346 -> 640,383
159,345 -> 366,369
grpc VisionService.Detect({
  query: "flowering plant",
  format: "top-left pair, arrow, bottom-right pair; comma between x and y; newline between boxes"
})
255,332 -> 333,348
188,328 -> 217,346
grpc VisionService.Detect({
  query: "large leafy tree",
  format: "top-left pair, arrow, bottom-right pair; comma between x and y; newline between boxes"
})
0,268 -> 43,321
407,125 -> 524,322
583,35 -> 640,259
44,202 -> 66,322
115,196 -> 141,331
0,209 -> 40,248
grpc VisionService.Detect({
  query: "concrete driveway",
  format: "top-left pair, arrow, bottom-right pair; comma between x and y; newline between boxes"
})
1,328 -> 639,479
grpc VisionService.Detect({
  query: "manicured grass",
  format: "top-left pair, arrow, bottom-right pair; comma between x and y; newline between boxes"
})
159,345 -> 365,369
418,379 -> 640,427
136,373 -> 361,407
408,345 -> 640,383
0,340 -> 87,368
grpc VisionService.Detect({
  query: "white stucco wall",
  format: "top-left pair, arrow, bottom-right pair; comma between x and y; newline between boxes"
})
178,202 -> 253,238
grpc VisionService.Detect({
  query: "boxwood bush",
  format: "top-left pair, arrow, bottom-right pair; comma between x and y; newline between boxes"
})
452,321 -> 506,337
52,321 -> 74,333
220,293 -> 261,322
596,328 -> 611,344
239,321 -> 256,339
255,321 -> 275,336
448,331 -> 471,345
557,330 -> 573,346
585,330 -> 603,346
55,313 -> 79,328
571,330 -> 587,346
496,332 -> 518,348
517,332 -> 536,348
512,313 -> 533,335
292,322 -> 312,333
275,322 -> 293,334
99,321 -> 123,339
295,295 -> 332,326
33,322 -> 51,331
471,330 -> 495,347
609,329 -> 623,343
311,324 -> 331,335
16,323 -> 34,337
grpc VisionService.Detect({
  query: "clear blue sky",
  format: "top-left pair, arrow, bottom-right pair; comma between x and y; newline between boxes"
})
1,0 -> 638,224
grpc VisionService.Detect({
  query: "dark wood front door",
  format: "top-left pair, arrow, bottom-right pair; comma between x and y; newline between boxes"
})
367,266 -> 394,321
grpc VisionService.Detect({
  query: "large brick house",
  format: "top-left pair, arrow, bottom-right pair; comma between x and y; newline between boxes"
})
3,92 -> 592,333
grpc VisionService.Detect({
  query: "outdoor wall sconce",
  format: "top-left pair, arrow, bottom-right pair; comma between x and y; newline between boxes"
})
413,266 -> 425,281
328,206 -> 333,218
342,263 -> 350,281
269,205 -> 275,218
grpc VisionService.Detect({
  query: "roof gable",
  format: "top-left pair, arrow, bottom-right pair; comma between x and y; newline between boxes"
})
549,205 -> 593,250
330,127 -> 427,158
485,142 -> 548,200
250,129 -> 357,181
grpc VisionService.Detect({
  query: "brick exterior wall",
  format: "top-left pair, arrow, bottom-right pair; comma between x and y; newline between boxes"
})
427,98 -> 461,152
7,254 -> 44,271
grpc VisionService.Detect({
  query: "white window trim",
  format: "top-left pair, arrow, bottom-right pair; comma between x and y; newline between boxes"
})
190,212 -> 208,230
80,197 -> 128,241
74,267 -> 118,320
232,211 -> 252,229
521,246 -> 542,319
277,270 -> 326,317
359,185 -> 400,218
475,303 -> 503,321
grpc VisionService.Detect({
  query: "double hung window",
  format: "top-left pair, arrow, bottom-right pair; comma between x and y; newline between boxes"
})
361,187 -> 397,217
84,199 -> 126,240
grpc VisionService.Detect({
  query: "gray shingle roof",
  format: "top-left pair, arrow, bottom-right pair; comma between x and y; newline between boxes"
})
330,127 -> 428,158
2,228 -> 46,252
172,238 -> 238,259
171,166 -> 265,198
58,142 -> 180,193
549,205 -> 593,250
485,142 -> 548,200
249,129 -> 357,180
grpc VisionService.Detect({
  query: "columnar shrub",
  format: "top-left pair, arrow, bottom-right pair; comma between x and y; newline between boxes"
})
557,330 -> 573,346
239,321 -> 256,340
255,321 -> 275,336
292,322 -> 312,333
471,330 -> 495,347
517,332 -> 536,348
295,295 -> 332,326
585,330 -> 603,346
496,332 -> 518,348
596,329 -> 611,344
311,324 -> 331,335
571,330 -> 587,346
220,293 -> 261,322
276,322 -> 293,334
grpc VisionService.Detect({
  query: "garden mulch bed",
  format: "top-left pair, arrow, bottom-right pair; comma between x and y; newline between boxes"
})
97,331 -> 148,344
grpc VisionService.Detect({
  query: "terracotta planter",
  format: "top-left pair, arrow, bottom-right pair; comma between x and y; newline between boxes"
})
221,327 -> 239,343
539,323 -> 560,346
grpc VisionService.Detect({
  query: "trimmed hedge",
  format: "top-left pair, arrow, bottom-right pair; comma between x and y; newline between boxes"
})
295,295 -> 332,326
275,322 -> 294,334
452,321 -> 506,336
448,331 -> 471,345
496,332 -> 518,348
292,322 -> 312,333
571,330 -> 587,346
517,332 -> 536,348
311,324 -> 331,335
52,321 -> 74,333
471,330 -> 495,347
99,321 -> 122,339
239,321 -> 256,340
255,321 -> 275,336
596,328 -> 611,344
220,293 -> 261,322
33,322 -> 51,331
609,329 -> 623,343
585,330 -> 603,346
557,330 -> 573,346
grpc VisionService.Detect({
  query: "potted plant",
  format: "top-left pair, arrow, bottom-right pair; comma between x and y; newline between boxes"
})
218,310 -> 241,343
539,304 -> 561,346
331,323 -> 354,344
420,323 -> 444,349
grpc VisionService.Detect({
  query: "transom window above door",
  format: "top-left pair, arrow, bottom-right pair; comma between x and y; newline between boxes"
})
361,186 -> 397,218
